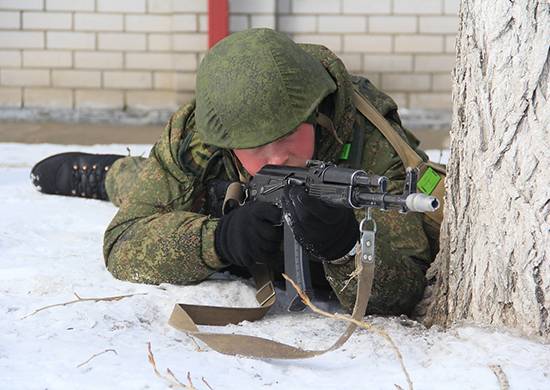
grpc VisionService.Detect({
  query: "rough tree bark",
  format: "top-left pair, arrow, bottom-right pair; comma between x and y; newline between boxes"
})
417,0 -> 549,340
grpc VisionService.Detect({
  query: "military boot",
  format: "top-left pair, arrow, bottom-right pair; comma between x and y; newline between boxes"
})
30,152 -> 124,200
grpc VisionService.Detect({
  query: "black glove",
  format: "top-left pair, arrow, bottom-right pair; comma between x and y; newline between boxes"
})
282,186 -> 359,261
214,202 -> 283,269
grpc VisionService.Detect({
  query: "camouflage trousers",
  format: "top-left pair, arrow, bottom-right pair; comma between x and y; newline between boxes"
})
104,156 -> 430,316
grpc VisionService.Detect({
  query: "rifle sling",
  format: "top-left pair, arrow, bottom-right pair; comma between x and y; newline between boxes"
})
169,248 -> 374,359
352,87 -> 424,168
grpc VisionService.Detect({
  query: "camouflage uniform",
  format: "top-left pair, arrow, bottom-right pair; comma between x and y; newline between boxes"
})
103,35 -> 432,316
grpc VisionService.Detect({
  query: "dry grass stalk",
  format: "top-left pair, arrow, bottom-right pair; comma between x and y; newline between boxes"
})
283,273 -> 414,390
21,292 -> 147,319
77,348 -> 118,368
201,377 -> 214,390
147,342 -> 198,389
489,364 -> 510,390
339,262 -> 363,293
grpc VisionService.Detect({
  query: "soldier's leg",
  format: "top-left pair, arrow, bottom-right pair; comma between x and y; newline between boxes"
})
104,156 -> 147,207
323,209 -> 431,316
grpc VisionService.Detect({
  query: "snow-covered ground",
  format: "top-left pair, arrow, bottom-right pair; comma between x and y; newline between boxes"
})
1,143 -> 548,390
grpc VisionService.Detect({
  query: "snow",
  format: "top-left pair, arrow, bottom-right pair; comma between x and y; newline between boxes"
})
1,143 -> 549,390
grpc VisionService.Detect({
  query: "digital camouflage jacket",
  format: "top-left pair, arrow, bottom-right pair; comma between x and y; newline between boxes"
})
103,44 -> 432,315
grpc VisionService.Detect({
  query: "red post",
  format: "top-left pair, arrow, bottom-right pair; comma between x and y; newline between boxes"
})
208,0 -> 229,48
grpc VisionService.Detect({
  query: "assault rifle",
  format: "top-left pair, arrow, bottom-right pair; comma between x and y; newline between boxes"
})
245,160 -> 439,311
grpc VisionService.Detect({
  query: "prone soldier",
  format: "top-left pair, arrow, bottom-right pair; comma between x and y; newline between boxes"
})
30,28 -> 437,316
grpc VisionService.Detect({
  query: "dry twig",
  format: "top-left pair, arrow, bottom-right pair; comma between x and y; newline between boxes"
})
21,292 -> 147,319
283,273 -> 414,390
202,377 -> 214,390
339,263 -> 363,293
77,349 -> 118,368
147,342 -> 199,389
489,364 -> 510,390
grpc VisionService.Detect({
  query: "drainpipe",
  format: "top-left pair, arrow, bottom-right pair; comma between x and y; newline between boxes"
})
208,0 -> 229,48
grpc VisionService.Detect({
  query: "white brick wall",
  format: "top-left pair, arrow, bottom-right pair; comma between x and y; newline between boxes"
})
0,0 -> 458,112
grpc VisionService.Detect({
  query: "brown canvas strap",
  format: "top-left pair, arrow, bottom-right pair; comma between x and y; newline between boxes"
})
352,88 -> 424,169
168,248 -> 374,359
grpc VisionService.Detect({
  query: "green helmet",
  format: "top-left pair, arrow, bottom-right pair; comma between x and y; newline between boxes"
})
195,28 -> 337,149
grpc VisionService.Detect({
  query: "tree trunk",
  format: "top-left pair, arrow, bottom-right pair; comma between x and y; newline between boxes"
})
418,0 -> 550,340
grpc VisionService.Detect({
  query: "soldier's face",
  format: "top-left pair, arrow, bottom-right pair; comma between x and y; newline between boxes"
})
233,123 -> 315,176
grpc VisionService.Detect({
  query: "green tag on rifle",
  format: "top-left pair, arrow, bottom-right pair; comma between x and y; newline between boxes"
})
417,167 -> 441,195
339,143 -> 351,160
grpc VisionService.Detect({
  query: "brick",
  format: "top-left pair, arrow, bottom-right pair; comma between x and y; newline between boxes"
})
0,31 -> 43,48
25,88 -> 72,108
277,0 -> 290,13
147,0 -> 173,14
394,35 -> 443,53
172,14 -> 197,32
0,12 -> 20,29
433,73 -> 452,91
278,16 -> 315,33
337,53 -> 362,72
126,15 -> 171,32
409,93 -> 451,109
74,51 -> 123,69
230,0 -> 275,13
363,54 -> 413,72
97,0 -> 146,13
75,89 -> 124,109
75,13 -> 123,31
46,0 -> 94,11
419,16 -> 458,33
0,87 -> 21,107
47,32 -> 95,49
0,50 -> 21,66
381,74 -> 431,92
148,33 -> 171,51
445,35 -> 456,53
98,33 -> 146,51
1,69 -> 49,86
229,15 -> 248,32
343,35 -> 392,53
369,16 -> 416,33
342,0 -> 391,14
251,15 -> 276,29
199,14 -> 207,32
319,16 -> 367,33
126,52 -> 176,70
173,0 -> 207,13
293,34 -> 341,52
154,72 -> 196,90
172,33 -> 207,52
52,70 -> 101,87
23,50 -> 72,67
104,71 -> 152,89
444,0 -> 460,14
176,91 -> 194,105
414,55 -> 455,72
23,12 -> 71,29
126,90 -> 178,110
388,92 -> 407,108
292,0 -> 339,14
173,53 -> 197,71
393,0 -> 442,15
0,0 -> 42,10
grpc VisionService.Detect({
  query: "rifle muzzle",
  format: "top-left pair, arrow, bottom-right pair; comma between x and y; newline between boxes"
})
405,193 -> 440,212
